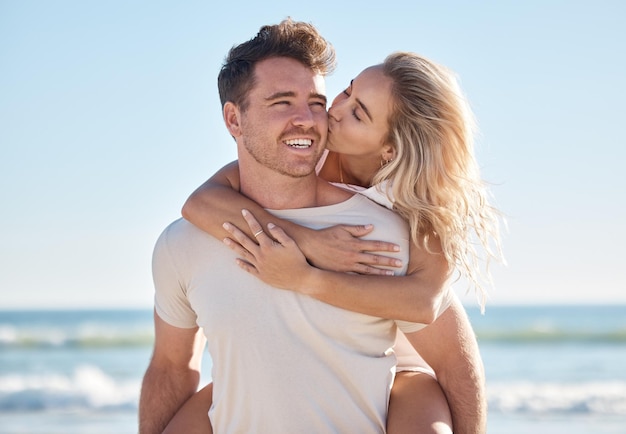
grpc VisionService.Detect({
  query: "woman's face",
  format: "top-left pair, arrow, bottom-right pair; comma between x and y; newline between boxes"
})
327,65 -> 393,159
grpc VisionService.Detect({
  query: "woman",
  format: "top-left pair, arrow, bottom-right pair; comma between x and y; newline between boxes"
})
168,52 -> 503,433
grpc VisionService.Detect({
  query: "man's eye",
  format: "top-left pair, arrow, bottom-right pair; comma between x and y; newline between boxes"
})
352,109 -> 361,122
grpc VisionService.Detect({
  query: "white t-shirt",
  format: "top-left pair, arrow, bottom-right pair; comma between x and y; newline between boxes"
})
317,150 -> 453,376
154,194 -> 418,433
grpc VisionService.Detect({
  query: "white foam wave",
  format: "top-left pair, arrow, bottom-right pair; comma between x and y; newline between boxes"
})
0,365 -> 140,412
2,371 -> 625,417
488,381 -> 626,415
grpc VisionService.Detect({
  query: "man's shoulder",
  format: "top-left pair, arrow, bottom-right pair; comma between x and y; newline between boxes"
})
160,217 -> 197,236
156,218 -> 212,249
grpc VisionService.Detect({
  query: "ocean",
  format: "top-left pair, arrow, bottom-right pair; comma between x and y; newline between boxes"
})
1,305 -> 625,433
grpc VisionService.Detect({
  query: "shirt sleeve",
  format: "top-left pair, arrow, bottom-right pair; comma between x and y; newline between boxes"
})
152,222 -> 198,329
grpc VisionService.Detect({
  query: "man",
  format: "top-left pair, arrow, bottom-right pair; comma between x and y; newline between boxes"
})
140,19 -> 409,433
140,19 -> 485,433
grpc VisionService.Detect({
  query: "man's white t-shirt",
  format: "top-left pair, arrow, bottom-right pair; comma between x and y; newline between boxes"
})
317,150 -> 453,377
154,194 -> 420,433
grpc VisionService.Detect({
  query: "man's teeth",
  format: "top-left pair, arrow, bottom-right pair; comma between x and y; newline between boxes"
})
285,139 -> 312,148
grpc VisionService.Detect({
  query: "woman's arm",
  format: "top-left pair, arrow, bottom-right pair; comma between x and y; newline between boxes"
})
182,161 -> 402,274
222,210 -> 450,324
163,383 -> 213,434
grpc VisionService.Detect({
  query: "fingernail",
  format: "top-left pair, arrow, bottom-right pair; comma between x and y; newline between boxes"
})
241,209 -> 249,216
386,270 -> 394,276
394,259 -> 402,267
268,223 -> 276,230
393,245 -> 400,252
222,222 -> 231,230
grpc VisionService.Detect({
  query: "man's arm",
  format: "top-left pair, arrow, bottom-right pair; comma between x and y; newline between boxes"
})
404,296 -> 487,434
139,311 -> 206,434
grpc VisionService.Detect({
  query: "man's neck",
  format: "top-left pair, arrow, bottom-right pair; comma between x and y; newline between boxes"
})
240,168 -> 352,210
240,173 -> 317,210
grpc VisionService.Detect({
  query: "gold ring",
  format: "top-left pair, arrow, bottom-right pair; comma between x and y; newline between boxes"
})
253,229 -> 264,238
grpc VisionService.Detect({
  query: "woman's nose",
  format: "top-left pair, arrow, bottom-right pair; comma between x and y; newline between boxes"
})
328,104 -> 340,121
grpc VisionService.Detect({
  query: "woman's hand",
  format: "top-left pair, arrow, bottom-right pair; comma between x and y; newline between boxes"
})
222,209 -> 315,292
300,224 -> 402,275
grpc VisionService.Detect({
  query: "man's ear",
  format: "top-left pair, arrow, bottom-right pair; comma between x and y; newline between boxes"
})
223,102 -> 242,138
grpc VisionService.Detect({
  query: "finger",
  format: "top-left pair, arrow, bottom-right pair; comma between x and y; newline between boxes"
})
353,263 -> 395,276
223,237 -> 255,261
341,224 -> 375,237
357,252 -> 404,268
241,209 -> 266,241
340,225 -> 400,252
354,238 -> 401,253
266,223 -> 295,247
223,222 -> 259,251
234,258 -> 259,276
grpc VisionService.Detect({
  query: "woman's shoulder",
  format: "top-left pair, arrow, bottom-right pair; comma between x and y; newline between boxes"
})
355,180 -> 395,210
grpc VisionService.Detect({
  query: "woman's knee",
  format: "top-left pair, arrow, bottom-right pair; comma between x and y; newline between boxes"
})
387,372 -> 452,434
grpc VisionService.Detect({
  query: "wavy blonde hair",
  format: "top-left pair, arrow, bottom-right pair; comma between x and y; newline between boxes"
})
373,52 -> 504,309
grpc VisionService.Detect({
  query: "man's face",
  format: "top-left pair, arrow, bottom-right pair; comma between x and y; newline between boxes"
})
237,57 -> 328,178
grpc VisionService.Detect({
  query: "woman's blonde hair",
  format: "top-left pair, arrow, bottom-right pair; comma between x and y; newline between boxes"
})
374,52 -> 504,309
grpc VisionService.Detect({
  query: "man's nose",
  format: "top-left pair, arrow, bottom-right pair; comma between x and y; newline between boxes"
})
292,104 -> 317,128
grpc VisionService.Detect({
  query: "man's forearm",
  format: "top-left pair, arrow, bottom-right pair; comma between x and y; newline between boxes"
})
436,352 -> 486,434
405,297 -> 487,434
436,302 -> 487,434
139,365 -> 200,434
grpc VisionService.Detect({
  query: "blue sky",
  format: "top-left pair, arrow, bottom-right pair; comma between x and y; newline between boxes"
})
1,1 -> 624,309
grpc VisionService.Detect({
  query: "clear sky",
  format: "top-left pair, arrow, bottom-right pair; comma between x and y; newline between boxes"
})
1,1 -> 624,309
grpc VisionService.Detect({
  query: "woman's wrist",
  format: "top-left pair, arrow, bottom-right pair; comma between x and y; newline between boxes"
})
297,267 -> 325,297
289,225 -> 316,259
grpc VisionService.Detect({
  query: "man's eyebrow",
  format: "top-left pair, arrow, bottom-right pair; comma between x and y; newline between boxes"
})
265,91 -> 327,105
265,91 -> 295,101
311,92 -> 327,105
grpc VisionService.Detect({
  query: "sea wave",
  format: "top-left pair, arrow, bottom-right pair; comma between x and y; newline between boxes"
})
488,381 -> 626,415
1,367 -> 626,417
0,325 -> 153,349
3,325 -> 626,348
0,366 -> 140,412
475,329 -> 626,344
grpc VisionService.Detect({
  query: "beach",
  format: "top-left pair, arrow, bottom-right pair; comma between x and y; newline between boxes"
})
1,305 -> 625,433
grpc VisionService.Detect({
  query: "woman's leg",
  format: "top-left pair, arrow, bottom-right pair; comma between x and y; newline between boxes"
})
163,383 -> 213,434
387,372 -> 453,434
162,374 -> 451,434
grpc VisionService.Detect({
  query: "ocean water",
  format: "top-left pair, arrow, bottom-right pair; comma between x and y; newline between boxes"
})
0,305 -> 625,433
